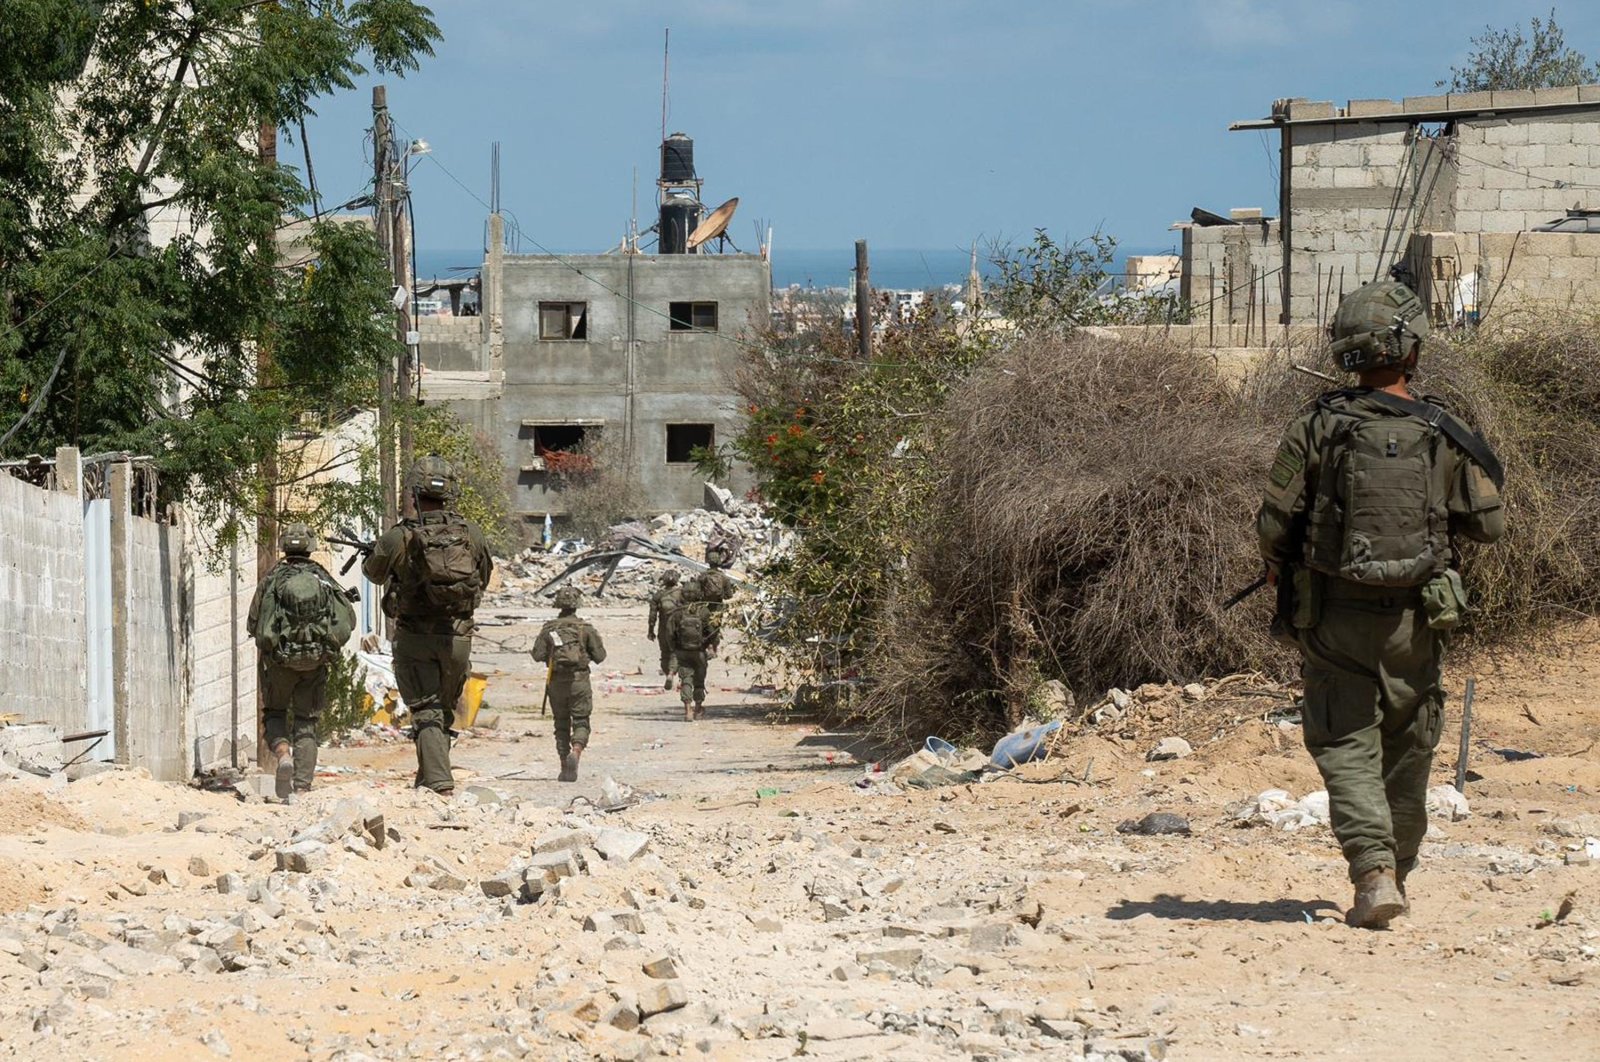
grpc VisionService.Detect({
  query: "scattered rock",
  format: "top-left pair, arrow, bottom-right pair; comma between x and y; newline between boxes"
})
1116,813 -> 1192,836
201,1028 -> 232,1057
855,947 -> 922,971
747,915 -> 783,933
177,812 -> 210,830
275,840 -> 329,874
594,828 -> 651,864
636,979 -> 688,1018
533,828 -> 596,856
215,873 -> 246,895
480,869 -> 526,899
1146,737 -> 1193,762
585,911 -> 645,935
642,954 -> 679,979
188,856 -> 213,878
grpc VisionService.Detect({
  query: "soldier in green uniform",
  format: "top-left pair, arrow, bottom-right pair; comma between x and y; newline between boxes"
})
531,585 -> 607,781
362,457 -> 494,797
646,569 -> 683,690
247,523 -> 355,801
668,589 -> 717,722
1256,281 -> 1505,928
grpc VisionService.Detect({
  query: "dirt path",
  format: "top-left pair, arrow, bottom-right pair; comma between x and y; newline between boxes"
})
0,605 -> 1597,1060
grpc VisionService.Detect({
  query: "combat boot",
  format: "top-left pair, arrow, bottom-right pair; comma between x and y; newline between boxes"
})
664,675 -> 674,691
1347,868 -> 1405,929
683,702 -> 695,722
560,744 -> 583,783
694,700 -> 705,720
274,749 -> 294,801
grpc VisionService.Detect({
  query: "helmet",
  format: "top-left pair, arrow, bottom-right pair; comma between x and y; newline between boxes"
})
552,586 -> 583,610
661,569 -> 681,585
409,455 -> 459,503
280,522 -> 315,556
1328,281 -> 1429,374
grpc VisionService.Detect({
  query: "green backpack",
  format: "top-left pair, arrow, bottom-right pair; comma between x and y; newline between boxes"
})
544,619 -> 591,672
262,567 -> 338,671
404,512 -> 482,615
1305,402 -> 1447,587
673,604 -> 709,652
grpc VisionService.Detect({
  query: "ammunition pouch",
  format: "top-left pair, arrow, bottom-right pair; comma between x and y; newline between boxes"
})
1270,567 -> 1321,646
1421,568 -> 1468,631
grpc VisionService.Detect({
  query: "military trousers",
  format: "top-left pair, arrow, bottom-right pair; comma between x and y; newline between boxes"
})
261,663 -> 326,792
1299,584 -> 1445,883
548,670 -> 594,759
658,638 -> 677,680
676,650 -> 709,707
394,628 -> 473,793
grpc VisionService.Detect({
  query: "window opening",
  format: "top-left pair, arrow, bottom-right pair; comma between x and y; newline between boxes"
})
668,301 -> 718,332
666,423 -> 714,463
539,301 -> 588,340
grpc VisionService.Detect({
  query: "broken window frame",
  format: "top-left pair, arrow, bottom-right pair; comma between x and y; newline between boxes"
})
668,301 -> 719,333
538,301 -> 588,341
665,423 -> 715,464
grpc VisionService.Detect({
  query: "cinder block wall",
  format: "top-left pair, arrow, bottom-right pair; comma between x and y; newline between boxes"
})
122,518 -> 186,782
0,472 -> 87,727
185,531 -> 258,773
1453,113 -> 1600,233
1183,221 -> 1283,328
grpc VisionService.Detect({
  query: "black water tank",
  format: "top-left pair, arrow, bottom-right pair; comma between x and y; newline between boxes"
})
661,132 -> 696,183
659,196 -> 701,255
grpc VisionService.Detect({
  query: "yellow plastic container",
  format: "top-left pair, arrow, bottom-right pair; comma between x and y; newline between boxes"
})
454,672 -> 489,730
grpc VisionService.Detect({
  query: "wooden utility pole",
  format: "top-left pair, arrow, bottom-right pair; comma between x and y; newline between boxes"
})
854,239 -> 871,359
256,118 -> 278,768
372,86 -> 398,533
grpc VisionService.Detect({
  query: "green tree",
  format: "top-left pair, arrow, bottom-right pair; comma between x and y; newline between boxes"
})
1442,8 -> 1598,92
0,0 -> 440,542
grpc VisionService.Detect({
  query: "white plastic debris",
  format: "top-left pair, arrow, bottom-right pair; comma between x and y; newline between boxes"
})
1233,788 -> 1330,831
1425,785 -> 1471,822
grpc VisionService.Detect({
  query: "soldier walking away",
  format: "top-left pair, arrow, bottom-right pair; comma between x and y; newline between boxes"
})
647,569 -> 683,690
363,457 -> 494,797
1256,281 -> 1505,929
247,523 -> 356,802
531,586 -> 607,781
669,589 -> 720,722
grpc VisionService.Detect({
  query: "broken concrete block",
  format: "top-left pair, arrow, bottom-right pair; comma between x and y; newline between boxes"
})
601,1000 -> 641,1031
533,827 -> 595,856
641,954 -> 679,980
17,949 -> 49,973
594,828 -> 650,864
0,723 -> 63,773
187,949 -> 225,975
819,901 -> 852,922
99,943 -> 182,976
429,872 -> 469,892
215,873 -> 245,895
968,923 -> 1017,952
603,934 -> 642,952
480,869 -> 525,899
275,840 -> 329,874
120,879 -> 149,897
188,856 -> 213,878
747,915 -> 783,933
636,979 -> 688,1018
854,947 -> 922,971
804,1018 -> 878,1042
251,891 -> 284,920
584,910 -> 645,935
177,812 -> 210,830
1147,737 -> 1192,761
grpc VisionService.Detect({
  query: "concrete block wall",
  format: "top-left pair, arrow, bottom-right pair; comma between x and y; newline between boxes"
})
121,517 -> 187,782
1409,230 -> 1600,325
1453,113 -> 1600,233
417,314 -> 485,373
1182,220 -> 1282,330
0,471 -> 88,729
184,532 -> 257,773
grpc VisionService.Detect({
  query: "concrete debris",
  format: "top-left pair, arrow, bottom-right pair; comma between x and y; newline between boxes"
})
1427,784 -> 1472,822
1116,813 -> 1192,836
1146,737 -> 1193,761
635,979 -> 688,1018
1231,789 -> 1331,831
533,827 -> 596,855
594,827 -> 651,864
641,954 -> 679,979
215,872 -> 246,895
275,840 -> 329,874
187,855 -> 212,878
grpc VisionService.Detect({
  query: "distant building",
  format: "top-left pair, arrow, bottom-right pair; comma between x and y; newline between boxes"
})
418,133 -> 770,527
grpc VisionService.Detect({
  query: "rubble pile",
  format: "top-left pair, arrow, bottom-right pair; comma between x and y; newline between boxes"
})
1076,673 -> 1298,753
489,485 -> 791,607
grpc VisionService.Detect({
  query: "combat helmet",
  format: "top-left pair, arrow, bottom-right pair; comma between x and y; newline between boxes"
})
552,585 -> 583,610
280,522 -> 316,556
1328,280 -> 1429,374
409,454 -> 459,503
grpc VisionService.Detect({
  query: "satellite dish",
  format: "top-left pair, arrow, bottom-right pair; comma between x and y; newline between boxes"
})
687,197 -> 739,249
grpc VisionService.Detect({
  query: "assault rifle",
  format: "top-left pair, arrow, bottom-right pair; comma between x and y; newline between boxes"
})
327,527 -> 375,577
1222,573 -> 1270,610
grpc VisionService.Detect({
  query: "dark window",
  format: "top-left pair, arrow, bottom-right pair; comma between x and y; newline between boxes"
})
539,301 -> 588,340
668,301 -> 718,332
666,423 -> 714,463
520,423 -> 599,475
533,425 -> 589,453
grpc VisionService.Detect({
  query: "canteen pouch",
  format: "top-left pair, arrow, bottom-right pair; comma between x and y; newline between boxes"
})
1421,568 -> 1468,631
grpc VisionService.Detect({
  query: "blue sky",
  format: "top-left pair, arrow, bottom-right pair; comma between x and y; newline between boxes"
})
303,1 -> 1600,256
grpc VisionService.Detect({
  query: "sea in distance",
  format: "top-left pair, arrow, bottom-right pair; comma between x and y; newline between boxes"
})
415,244 -> 1176,294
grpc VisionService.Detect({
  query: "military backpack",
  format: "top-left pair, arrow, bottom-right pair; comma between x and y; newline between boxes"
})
260,565 -> 341,670
544,619 -> 591,672
1304,399 -> 1449,587
673,604 -> 710,652
404,511 -> 482,615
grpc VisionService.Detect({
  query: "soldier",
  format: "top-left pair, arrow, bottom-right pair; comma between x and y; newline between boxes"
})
646,569 -> 683,690
247,523 -> 355,802
1256,280 -> 1505,928
668,587 -> 718,722
531,585 -> 607,781
362,457 -> 494,797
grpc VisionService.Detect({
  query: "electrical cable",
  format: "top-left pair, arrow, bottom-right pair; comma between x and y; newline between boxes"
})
0,345 -> 70,451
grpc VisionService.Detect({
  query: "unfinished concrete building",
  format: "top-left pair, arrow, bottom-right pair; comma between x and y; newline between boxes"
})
1195,85 -> 1600,334
419,135 -> 769,528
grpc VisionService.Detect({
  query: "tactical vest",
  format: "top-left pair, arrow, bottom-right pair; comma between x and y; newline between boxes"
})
1304,398 -> 1451,587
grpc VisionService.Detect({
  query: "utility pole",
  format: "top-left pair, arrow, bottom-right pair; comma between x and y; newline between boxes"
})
854,239 -> 872,359
372,87 -> 398,534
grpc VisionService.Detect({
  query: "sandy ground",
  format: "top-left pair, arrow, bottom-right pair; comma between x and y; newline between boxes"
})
1,604 -> 1598,1061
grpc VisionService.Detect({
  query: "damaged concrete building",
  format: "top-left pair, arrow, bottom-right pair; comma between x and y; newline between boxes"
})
1182,84 -> 1600,337
420,133 -> 769,529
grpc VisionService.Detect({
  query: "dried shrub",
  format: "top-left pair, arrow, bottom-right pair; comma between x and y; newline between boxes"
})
861,333 -> 1292,740
555,435 -> 646,542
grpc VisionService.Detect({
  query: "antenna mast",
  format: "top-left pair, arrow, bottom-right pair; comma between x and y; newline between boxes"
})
661,28 -> 670,144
